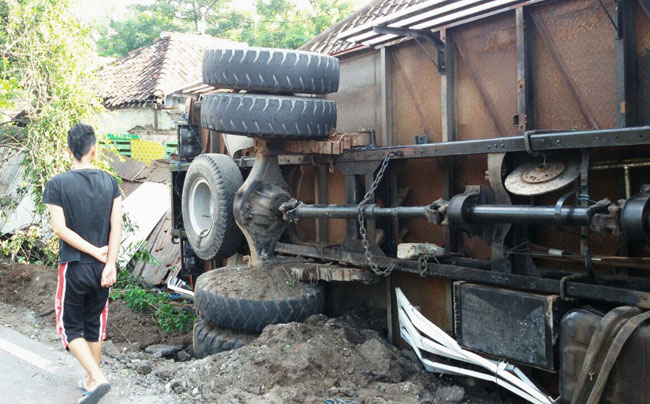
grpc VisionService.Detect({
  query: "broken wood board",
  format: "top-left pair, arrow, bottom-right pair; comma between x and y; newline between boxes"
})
288,263 -> 377,283
283,131 -> 371,155
132,213 -> 181,285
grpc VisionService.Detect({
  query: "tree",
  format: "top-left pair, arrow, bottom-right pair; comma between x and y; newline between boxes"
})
95,0 -> 354,56
156,0 -> 230,33
95,4 -> 182,57
0,0 -> 104,201
232,0 -> 353,49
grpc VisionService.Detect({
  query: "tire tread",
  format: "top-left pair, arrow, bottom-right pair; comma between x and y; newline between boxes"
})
203,48 -> 339,94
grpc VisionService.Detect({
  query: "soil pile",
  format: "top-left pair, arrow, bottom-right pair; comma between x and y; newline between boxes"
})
206,263 -> 312,300
161,312 -> 493,404
0,263 -> 57,314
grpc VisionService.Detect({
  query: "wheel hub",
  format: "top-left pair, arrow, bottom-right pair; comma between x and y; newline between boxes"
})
233,149 -> 292,263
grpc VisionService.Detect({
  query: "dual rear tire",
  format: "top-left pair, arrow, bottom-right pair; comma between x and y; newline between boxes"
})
188,47 -> 337,357
192,265 -> 325,358
200,47 -> 339,140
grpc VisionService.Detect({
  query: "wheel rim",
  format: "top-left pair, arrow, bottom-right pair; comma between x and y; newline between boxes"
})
188,178 -> 215,236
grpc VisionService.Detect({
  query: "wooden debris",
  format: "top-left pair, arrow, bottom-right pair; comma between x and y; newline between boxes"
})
288,262 -> 377,283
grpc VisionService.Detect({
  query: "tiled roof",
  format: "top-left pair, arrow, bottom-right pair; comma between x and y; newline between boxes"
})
301,0 -> 427,55
97,32 -> 242,109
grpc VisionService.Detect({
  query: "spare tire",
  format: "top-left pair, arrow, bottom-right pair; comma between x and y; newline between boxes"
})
203,47 -> 339,94
193,317 -> 255,358
201,93 -> 336,139
182,154 -> 243,260
195,265 -> 325,333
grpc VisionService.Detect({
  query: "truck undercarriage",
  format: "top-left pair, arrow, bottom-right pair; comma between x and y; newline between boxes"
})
171,1 -> 650,402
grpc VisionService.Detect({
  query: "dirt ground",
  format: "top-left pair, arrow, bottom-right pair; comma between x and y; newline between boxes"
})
0,263 -> 192,350
0,262 -> 521,403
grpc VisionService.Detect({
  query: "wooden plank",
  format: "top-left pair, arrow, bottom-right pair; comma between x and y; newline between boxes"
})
288,263 -> 377,282
283,132 -> 371,155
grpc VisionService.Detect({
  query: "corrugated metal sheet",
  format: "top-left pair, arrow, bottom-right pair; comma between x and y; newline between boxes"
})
0,150 -> 40,235
132,213 -> 181,285
340,0 -> 549,48
134,159 -> 170,183
107,152 -> 146,181
301,0 -> 427,55
116,156 -> 176,285
302,0 -> 552,55
0,149 -> 26,205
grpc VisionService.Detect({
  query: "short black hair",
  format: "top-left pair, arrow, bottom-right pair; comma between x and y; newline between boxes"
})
67,123 -> 96,161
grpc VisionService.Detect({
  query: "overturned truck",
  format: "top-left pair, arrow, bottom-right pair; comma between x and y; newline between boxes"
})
170,0 -> 650,402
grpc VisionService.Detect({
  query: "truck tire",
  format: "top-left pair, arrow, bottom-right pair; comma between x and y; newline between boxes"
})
203,47 -> 339,94
195,266 -> 325,333
201,93 -> 336,139
182,154 -> 243,260
193,317 -> 255,359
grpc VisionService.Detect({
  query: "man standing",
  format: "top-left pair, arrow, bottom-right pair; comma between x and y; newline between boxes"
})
43,123 -> 122,404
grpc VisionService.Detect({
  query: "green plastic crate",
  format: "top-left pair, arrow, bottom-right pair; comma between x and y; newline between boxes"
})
164,140 -> 178,158
106,134 -> 139,157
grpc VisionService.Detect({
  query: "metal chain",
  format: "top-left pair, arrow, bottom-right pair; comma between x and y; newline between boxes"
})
358,152 -> 395,276
418,254 -> 429,277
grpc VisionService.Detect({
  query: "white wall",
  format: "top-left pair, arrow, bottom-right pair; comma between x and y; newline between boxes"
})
99,106 -> 182,135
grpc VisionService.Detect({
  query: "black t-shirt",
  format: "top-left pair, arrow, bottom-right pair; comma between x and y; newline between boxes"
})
42,169 -> 121,264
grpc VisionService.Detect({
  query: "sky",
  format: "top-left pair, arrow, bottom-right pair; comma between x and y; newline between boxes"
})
75,0 -> 373,23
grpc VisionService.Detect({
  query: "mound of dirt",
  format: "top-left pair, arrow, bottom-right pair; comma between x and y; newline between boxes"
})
205,264 -> 314,300
159,313 -> 493,404
0,263 -> 191,349
0,263 -> 57,315
108,299 -> 192,351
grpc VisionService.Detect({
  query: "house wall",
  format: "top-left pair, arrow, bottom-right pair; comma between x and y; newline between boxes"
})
100,106 -> 181,137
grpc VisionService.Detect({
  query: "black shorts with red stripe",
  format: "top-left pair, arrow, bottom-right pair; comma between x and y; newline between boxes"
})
55,262 -> 110,348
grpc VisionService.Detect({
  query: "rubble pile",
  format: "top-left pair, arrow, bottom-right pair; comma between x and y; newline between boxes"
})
154,314 -> 481,403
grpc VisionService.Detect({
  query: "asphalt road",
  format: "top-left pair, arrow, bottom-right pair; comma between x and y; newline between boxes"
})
0,325 -> 169,404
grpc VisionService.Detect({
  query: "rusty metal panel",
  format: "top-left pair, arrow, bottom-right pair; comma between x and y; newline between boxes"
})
397,158 -> 446,245
132,214 -> 181,285
391,41 -> 442,145
533,0 -> 617,130
454,12 -> 519,140
394,272 -> 453,335
325,167 -> 347,244
291,165 -> 317,241
327,51 -> 382,143
457,155 -> 492,259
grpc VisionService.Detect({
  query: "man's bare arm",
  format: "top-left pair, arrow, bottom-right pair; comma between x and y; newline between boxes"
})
101,196 -> 122,287
46,204 -> 107,263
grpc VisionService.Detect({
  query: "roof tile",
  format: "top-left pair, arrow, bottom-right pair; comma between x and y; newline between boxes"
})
97,32 -> 242,108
